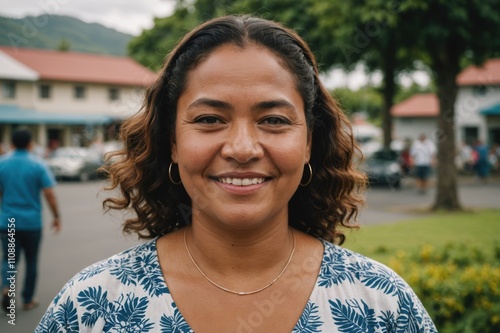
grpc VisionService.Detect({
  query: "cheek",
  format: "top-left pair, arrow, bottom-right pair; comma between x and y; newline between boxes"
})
175,133 -> 216,174
268,137 -> 309,174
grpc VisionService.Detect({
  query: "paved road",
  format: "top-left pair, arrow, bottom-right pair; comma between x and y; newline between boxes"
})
1,177 -> 499,332
360,176 -> 500,225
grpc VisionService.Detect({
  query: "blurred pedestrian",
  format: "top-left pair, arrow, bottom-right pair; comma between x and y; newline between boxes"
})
410,134 -> 436,194
458,141 -> 474,174
400,138 -> 413,177
0,129 -> 61,312
489,142 -> 499,172
473,139 -> 490,182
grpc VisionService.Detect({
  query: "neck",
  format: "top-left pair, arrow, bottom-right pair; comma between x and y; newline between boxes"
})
184,226 -> 296,295
186,219 -> 294,277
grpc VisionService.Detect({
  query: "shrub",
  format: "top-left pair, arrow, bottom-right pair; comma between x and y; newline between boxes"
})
388,242 -> 500,333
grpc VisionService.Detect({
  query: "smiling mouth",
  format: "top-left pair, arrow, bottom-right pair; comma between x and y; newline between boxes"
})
216,177 -> 267,186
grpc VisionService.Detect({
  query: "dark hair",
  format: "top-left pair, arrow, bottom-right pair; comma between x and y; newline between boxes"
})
103,15 -> 366,244
12,129 -> 32,149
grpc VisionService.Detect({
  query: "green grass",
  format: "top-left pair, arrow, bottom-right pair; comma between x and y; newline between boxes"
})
343,209 -> 500,264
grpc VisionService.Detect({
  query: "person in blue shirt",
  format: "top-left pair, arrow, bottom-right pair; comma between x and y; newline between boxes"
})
473,139 -> 490,181
0,128 -> 61,312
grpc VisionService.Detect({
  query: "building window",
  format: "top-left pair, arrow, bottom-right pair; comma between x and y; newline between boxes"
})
400,117 -> 414,124
74,86 -> 86,99
473,85 -> 487,98
39,84 -> 51,99
463,126 -> 478,145
108,87 -> 120,101
2,81 -> 16,99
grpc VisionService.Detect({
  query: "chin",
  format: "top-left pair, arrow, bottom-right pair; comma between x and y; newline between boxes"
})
216,209 -> 285,230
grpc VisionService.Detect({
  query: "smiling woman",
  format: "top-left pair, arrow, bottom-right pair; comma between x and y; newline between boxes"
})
35,15 -> 437,333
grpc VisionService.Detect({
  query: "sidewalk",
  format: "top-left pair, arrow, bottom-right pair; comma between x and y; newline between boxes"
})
359,174 -> 500,226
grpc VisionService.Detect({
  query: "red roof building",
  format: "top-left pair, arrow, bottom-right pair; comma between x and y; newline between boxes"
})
0,46 -> 156,87
391,59 -> 500,146
457,59 -> 500,86
391,93 -> 439,117
0,47 -> 158,148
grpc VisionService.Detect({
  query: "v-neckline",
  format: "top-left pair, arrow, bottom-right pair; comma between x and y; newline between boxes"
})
152,238 -> 328,332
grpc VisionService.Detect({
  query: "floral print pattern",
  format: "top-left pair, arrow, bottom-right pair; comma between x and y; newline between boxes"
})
35,239 -> 437,332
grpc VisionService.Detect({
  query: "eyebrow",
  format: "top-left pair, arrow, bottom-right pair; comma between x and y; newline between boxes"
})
187,98 -> 298,112
252,100 -> 297,112
188,98 -> 232,110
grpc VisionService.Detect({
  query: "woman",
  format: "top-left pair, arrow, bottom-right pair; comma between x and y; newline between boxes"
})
36,15 -> 437,332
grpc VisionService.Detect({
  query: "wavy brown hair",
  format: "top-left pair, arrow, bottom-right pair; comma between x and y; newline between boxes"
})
103,15 -> 367,245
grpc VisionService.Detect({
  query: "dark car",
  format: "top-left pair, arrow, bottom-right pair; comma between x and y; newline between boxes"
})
364,149 -> 402,189
46,147 -> 103,181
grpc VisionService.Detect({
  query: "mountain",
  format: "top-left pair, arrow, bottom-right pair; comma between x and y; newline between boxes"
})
0,14 -> 133,56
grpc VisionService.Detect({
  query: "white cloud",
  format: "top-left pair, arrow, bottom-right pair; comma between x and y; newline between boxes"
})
0,0 -> 176,35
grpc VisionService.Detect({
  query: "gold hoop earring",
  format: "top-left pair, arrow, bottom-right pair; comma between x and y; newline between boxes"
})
168,162 -> 182,185
300,162 -> 313,186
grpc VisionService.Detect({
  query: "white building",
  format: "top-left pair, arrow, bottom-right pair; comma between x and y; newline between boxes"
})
392,59 -> 500,146
0,46 -> 156,149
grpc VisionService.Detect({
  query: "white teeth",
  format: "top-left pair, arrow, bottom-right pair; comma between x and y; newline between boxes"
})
219,177 -> 265,186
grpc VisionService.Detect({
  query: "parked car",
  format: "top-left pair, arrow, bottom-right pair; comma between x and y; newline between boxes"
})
46,147 -> 103,181
363,149 -> 402,189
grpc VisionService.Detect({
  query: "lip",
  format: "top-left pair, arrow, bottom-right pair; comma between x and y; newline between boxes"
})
209,172 -> 272,195
212,172 -> 271,179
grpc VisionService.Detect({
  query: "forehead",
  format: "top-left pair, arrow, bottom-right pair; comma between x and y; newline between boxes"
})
183,43 -> 298,92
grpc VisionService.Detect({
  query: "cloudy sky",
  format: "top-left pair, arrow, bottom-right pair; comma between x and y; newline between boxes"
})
0,0 -> 176,35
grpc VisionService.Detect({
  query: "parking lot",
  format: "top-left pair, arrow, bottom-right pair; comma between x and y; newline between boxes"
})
1,177 -> 499,332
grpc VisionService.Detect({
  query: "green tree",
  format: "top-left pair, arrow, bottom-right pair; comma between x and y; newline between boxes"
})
128,7 -> 199,70
399,0 -> 500,210
310,1 -> 423,150
332,86 -> 383,121
128,0 -> 241,69
394,82 -> 435,104
57,39 -> 71,51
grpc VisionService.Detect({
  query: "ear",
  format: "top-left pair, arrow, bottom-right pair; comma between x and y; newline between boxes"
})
305,131 -> 312,162
170,137 -> 178,163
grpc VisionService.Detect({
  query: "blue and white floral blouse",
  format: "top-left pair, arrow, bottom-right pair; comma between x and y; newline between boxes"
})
35,239 -> 438,332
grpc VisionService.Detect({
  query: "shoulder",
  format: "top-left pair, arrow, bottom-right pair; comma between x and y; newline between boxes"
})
318,241 -> 418,306
73,239 -> 160,285
313,241 -> 437,332
36,239 -> 171,332
320,241 -> 403,285
425,139 -> 436,149
0,152 -> 13,165
53,239 -> 165,303
27,154 -> 50,168
319,241 -> 415,297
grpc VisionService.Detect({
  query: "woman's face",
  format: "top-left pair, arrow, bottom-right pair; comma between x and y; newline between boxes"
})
172,43 -> 311,230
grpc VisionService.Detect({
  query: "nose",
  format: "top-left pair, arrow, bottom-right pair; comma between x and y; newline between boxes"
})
221,120 -> 264,163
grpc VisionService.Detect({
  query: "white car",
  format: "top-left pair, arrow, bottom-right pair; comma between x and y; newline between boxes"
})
46,147 -> 103,181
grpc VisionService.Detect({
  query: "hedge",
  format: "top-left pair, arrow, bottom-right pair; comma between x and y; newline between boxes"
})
388,242 -> 500,333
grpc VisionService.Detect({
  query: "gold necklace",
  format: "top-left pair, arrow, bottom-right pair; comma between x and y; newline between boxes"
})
183,227 -> 296,296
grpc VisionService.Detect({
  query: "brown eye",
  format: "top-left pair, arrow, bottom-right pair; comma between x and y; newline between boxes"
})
261,117 -> 290,125
195,116 -> 222,124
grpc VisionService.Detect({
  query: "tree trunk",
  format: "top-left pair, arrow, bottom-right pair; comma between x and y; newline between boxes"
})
432,50 -> 462,210
381,43 -> 396,149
